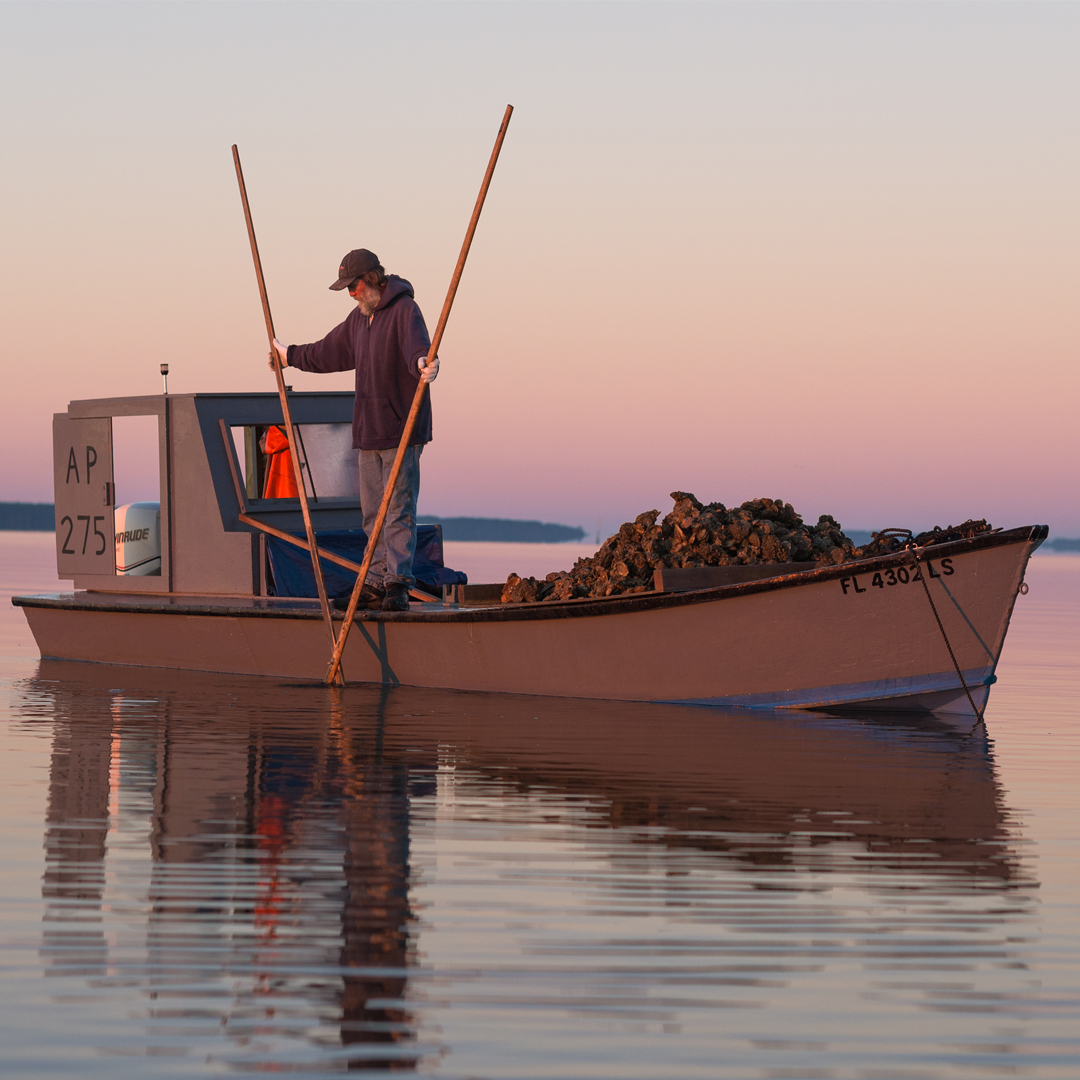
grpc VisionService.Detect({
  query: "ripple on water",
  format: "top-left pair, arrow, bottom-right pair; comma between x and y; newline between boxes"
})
0,542 -> 1078,1077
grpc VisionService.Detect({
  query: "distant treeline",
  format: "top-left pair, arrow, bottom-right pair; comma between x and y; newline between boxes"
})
0,503 -> 54,531
9,502 -> 1075,549
421,516 -> 586,543
0,501 -> 586,543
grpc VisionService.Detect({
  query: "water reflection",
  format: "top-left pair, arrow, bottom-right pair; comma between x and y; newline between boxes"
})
446,700 -> 1019,887
20,660 -> 1033,1074
33,668 -> 432,1071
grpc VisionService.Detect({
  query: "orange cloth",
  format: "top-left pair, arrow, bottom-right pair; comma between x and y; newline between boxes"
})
261,426 -> 299,499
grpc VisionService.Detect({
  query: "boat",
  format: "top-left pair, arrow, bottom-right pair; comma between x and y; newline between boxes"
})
13,391 -> 1045,717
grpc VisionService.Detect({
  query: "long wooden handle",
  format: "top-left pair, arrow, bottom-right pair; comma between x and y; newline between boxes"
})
232,144 -> 344,684
324,104 -> 514,684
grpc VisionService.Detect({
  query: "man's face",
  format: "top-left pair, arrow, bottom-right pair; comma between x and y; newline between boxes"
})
348,277 -> 382,317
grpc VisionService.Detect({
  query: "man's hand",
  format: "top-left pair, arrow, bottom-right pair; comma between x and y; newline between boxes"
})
268,338 -> 289,371
418,354 -> 439,384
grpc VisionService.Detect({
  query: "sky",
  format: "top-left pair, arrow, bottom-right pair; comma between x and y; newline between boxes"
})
1,2 -> 1078,538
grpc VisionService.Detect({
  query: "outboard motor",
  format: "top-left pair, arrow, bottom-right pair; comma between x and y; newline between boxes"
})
114,502 -> 161,576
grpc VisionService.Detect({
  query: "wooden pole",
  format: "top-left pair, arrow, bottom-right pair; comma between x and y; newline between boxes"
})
231,144 -> 344,683
324,104 -> 514,685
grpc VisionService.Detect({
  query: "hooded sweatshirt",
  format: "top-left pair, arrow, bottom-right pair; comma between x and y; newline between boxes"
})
287,275 -> 432,451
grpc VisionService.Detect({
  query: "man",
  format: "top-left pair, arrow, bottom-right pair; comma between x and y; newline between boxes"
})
270,248 -> 439,612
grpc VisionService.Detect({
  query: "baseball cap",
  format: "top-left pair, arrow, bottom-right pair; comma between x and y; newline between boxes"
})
329,249 -> 380,291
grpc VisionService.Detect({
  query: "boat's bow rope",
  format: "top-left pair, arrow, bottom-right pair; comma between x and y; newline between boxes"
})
880,529 -> 985,725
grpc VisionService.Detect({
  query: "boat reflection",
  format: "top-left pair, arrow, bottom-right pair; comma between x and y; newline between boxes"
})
24,659 -> 1029,1070
33,666 -> 432,1070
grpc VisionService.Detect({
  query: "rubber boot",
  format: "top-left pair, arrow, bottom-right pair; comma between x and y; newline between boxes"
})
333,582 -> 384,611
381,582 -> 411,612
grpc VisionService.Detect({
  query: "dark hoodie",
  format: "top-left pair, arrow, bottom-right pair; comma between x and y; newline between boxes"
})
287,275 -> 432,451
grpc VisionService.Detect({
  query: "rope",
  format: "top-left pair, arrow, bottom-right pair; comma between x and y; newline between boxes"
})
907,542 -> 985,725
867,528 -> 984,722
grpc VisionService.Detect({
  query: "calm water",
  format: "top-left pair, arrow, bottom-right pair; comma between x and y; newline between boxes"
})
1,532 -> 1078,1078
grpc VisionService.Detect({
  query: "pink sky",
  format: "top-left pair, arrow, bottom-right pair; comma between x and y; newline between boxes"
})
2,3 -> 1078,538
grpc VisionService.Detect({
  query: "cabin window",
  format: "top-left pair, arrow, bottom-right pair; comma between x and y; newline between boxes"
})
230,424 -> 359,501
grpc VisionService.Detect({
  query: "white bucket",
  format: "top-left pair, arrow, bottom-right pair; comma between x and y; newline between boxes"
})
114,502 -> 161,576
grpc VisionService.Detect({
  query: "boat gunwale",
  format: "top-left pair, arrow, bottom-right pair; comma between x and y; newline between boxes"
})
12,524 -> 1047,624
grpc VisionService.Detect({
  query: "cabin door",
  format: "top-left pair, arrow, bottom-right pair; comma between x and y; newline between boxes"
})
53,415 -> 115,577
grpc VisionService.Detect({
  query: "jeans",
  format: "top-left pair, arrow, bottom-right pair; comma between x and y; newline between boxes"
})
359,444 -> 423,587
